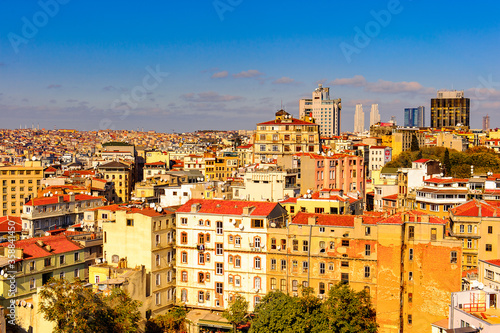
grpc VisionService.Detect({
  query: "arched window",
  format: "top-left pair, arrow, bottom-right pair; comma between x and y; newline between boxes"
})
254,277 -> 261,290
198,233 -> 205,244
181,232 -> 187,244
235,256 -> 241,268
181,289 -> 187,302
198,272 -> 204,283
205,219 -> 211,226
181,271 -> 188,282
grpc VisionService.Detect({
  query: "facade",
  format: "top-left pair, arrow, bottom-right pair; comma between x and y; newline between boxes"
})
143,161 -> 168,179
372,168 -> 398,212
204,152 -> 240,181
448,289 -> 500,332
391,128 -> 426,157
415,177 -> 469,218
254,110 -> 320,164
0,234 -> 85,307
97,161 -> 133,203
299,84 -> 342,136
479,259 -> 500,290
175,199 -> 287,312
274,211 -> 462,333
436,132 -> 469,152
431,90 -> 470,128
449,200 -> 500,271
295,153 -> 365,197
102,205 -> 177,315
369,104 -> 380,127
404,107 -> 425,127
0,161 -> 44,216
354,104 -> 365,133
368,146 -> 392,177
21,194 -> 105,238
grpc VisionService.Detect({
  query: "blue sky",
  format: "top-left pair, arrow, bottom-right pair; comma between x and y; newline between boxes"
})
1,0 -> 499,132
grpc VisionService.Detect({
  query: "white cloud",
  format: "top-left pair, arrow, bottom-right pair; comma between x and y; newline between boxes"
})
232,70 -> 264,78
211,71 -> 229,79
272,77 -> 296,84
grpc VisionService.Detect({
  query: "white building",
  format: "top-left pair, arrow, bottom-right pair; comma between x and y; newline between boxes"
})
354,104 -> 364,134
370,104 -> 380,127
299,84 -> 342,136
368,146 -> 392,177
175,199 -> 287,312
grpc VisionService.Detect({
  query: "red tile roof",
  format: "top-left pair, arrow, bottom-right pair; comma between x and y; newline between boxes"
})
144,161 -> 167,166
280,197 -> 297,204
382,194 -> 398,201
176,199 -> 280,217
425,177 -> 469,184
257,118 -> 318,126
450,200 -> 500,217
483,259 -> 500,267
413,158 -> 430,163
291,212 -> 383,226
0,234 -> 83,259
237,144 -> 253,149
25,194 -> 103,206
0,216 -> 22,233
380,211 -> 446,225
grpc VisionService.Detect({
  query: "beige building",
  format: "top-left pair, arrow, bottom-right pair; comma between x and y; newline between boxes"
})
1,161 -> 44,216
299,84 -> 342,136
254,110 -> 320,164
102,205 -> 177,315
436,132 -> 469,151
97,161 -> 133,203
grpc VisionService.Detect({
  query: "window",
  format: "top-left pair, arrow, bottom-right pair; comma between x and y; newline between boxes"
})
235,276 -> 241,287
319,227 -> 325,233
409,272 -> 413,281
44,258 -> 51,267
216,263 -> 223,275
341,273 -> 349,284
409,248 -> 414,261
342,240 -> 349,247
467,239 -> 472,249
181,271 -> 188,282
181,232 -> 187,244
431,228 -> 437,241
281,239 -> 286,250
155,292 -> 161,305
319,262 -> 325,274
198,233 -> 205,244
59,272 -> 65,280
126,219 -> 134,226
302,261 -> 308,272
235,236 -> 241,247
29,261 -> 35,272
488,226 -> 493,234
156,254 -> 161,267
181,289 -> 187,302
293,240 -> 299,251
156,274 -> 161,286
281,259 -> 287,271
271,278 -> 277,290
329,241 -> 335,250
252,219 -> 264,228
181,217 -> 187,225
460,225 -> 464,233
364,266 -> 370,278
365,227 -> 371,236
365,244 -> 371,256
302,240 -> 309,252
216,282 -> 223,294
74,252 -> 80,262
30,277 -> 36,290
216,243 -> 223,255
235,256 -> 241,268
408,314 -> 412,325
486,269 -> 494,280
181,251 -> 187,263
216,221 -> 223,234
198,291 -> 205,303
254,257 -> 261,269
254,237 -> 261,248
486,244 -> 493,252
292,280 -> 298,291
228,235 -> 234,243
254,277 -> 261,290
450,251 -> 457,263
341,261 -> 349,267
319,282 -> 325,294
271,259 -> 276,270
271,238 -> 276,249
468,225 -> 473,233
408,226 -> 414,240
59,255 -> 65,265
198,252 -> 205,265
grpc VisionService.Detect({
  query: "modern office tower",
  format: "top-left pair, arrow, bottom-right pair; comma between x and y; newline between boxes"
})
354,104 -> 365,133
483,115 -> 490,131
370,104 -> 380,127
431,90 -> 470,128
299,84 -> 342,136
404,106 -> 425,127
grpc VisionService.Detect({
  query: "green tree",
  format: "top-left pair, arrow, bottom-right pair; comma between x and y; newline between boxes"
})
146,307 -> 187,333
223,294 -> 249,333
319,283 -> 377,333
443,148 -> 451,176
410,135 -> 419,151
39,278 -> 142,333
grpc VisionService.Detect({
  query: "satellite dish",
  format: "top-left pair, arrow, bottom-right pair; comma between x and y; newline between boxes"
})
308,194 -> 312,198
239,225 -> 244,231
303,194 -> 307,198
150,203 -> 155,208
271,222 -> 276,227
232,220 -> 236,225
157,207 -> 162,213
0,270 -> 4,275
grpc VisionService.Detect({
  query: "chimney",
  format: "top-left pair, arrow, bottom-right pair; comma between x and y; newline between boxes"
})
308,216 -> 317,226
190,203 -> 201,213
58,195 -> 64,203
69,194 -> 76,202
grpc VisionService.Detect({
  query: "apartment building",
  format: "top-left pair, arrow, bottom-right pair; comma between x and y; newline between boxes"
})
21,194 -> 105,238
0,234 -> 85,307
204,152 -> 240,181
175,199 -> 287,312
268,211 -> 462,333
280,189 -> 363,216
368,146 -> 392,177
101,205 -> 177,315
1,161 -> 44,216
253,109 -> 320,164
415,177 -> 469,218
299,84 -> 342,136
97,161 -> 133,203
449,200 -> 500,271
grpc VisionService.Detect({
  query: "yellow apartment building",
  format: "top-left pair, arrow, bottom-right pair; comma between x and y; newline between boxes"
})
97,161 -> 133,203
101,205 -> 177,315
1,161 -> 43,216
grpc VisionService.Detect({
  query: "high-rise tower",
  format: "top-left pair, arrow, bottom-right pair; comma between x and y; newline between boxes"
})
354,104 -> 365,133
431,90 -> 470,128
370,104 -> 380,127
299,84 -> 342,136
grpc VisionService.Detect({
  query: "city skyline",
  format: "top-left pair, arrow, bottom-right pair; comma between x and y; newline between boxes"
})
1,1 -> 499,132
